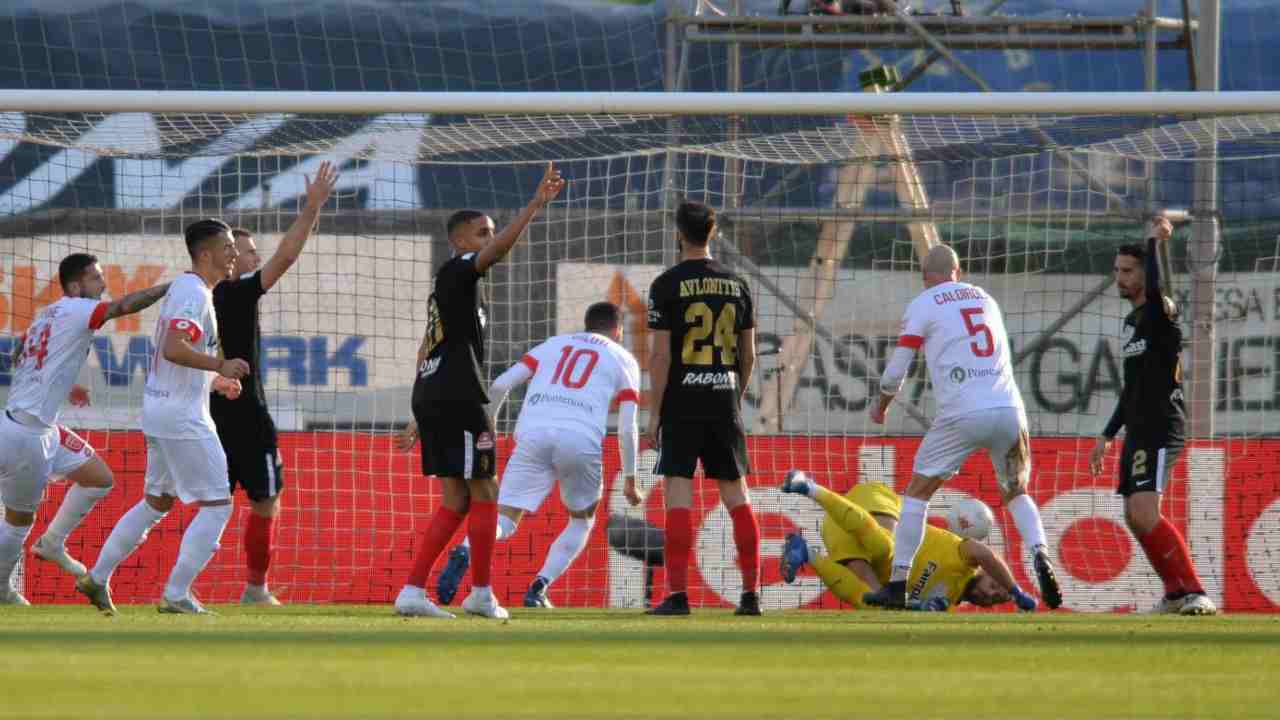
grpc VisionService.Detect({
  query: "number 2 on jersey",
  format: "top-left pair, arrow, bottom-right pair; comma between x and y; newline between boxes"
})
959,307 -> 994,358
551,346 -> 599,389
682,302 -> 737,366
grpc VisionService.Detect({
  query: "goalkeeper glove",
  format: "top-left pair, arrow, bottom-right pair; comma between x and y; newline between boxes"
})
1011,586 -> 1037,612
906,596 -> 950,612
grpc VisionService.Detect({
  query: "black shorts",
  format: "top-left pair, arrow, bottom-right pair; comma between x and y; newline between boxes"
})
1117,437 -> 1183,496
414,403 -> 495,480
654,418 -> 750,481
225,443 -> 284,502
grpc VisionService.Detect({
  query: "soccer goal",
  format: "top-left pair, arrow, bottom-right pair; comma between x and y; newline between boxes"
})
3,86 -> 1280,612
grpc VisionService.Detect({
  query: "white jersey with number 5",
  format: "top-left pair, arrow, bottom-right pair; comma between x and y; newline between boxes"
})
6,297 -> 110,427
142,272 -> 220,439
898,280 -> 1023,422
514,332 -> 640,445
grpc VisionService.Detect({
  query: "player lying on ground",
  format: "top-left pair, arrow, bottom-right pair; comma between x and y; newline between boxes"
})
76,219 -> 249,615
433,302 -> 640,608
1088,216 -> 1215,616
0,254 -> 169,605
779,471 -> 1036,611
865,244 -> 1061,610
393,163 -> 565,620
211,161 -> 338,606
643,201 -> 761,617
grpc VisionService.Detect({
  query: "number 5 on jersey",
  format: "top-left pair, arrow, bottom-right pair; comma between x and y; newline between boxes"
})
960,307 -> 994,358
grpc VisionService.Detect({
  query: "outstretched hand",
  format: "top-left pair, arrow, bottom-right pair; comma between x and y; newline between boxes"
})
304,160 -> 339,210
533,162 -> 566,206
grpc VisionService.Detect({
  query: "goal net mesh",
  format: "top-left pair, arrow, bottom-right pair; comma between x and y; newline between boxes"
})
2,0 -> 1278,613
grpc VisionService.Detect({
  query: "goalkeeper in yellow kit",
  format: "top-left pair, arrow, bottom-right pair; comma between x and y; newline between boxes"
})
779,471 -> 1037,611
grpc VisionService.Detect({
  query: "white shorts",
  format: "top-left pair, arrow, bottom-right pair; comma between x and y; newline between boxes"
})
499,428 -> 603,514
143,435 -> 231,504
0,413 -> 95,513
913,406 -> 1031,494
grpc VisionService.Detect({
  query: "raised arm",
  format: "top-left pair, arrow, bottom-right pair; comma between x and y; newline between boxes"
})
474,163 -> 565,274
100,283 -> 170,324
259,161 -> 339,292
1143,216 -> 1174,320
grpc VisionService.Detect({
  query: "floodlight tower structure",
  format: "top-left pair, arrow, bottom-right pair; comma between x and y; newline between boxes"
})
666,0 -> 1221,441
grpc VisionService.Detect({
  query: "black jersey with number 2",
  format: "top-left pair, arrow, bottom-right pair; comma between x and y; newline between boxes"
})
1103,236 -> 1187,443
647,258 -> 755,422
411,252 -> 488,415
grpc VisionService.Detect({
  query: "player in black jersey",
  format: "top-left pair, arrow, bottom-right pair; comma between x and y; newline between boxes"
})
211,161 -> 338,606
643,200 -> 761,616
393,162 -> 565,620
1089,215 -> 1216,616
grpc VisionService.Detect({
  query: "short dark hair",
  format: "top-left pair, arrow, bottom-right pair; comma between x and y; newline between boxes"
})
446,210 -> 487,238
584,302 -> 622,334
675,201 -> 716,247
58,253 -> 99,291
184,218 -> 232,260
1116,244 -> 1147,262
230,227 -> 253,242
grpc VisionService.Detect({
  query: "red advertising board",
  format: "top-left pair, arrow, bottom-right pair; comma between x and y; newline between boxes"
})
15,432 -> 1279,612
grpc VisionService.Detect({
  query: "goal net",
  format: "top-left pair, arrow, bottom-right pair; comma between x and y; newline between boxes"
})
2,0 -> 1278,614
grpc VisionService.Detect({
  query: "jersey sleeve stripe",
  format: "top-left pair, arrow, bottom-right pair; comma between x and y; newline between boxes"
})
169,318 -> 203,344
897,334 -> 924,349
614,388 -> 639,405
88,302 -> 110,330
520,354 -> 538,372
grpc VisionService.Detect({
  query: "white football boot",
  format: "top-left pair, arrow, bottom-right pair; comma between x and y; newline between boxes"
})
1179,594 -> 1218,616
462,587 -> 510,620
394,586 -> 455,618
240,584 -> 283,606
32,535 -> 87,578
1143,594 -> 1186,614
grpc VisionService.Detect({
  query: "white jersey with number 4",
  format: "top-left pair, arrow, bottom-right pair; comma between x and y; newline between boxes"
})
6,297 -> 109,427
515,332 -> 640,445
897,280 -> 1023,422
143,272 -> 220,439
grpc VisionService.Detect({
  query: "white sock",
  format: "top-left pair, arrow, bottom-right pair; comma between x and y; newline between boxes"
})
163,504 -> 231,601
1007,493 -> 1048,555
537,517 -> 594,586
460,515 -> 518,549
42,484 -> 111,547
90,500 -> 167,585
0,521 -> 32,590
890,496 -> 929,583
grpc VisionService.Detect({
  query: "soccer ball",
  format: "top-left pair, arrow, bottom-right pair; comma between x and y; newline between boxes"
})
946,498 -> 994,541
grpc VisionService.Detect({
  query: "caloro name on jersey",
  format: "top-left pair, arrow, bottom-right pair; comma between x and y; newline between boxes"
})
681,370 -> 737,389
931,287 -> 987,305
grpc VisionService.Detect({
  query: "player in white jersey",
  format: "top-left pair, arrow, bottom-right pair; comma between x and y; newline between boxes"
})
863,245 -> 1062,611
75,219 -> 250,615
421,302 -> 640,610
0,254 -> 170,605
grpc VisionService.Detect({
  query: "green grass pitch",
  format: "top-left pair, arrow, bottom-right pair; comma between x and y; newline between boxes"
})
2,606 -> 1277,719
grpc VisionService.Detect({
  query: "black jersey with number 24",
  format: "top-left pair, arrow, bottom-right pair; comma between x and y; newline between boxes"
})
647,258 -> 755,422
411,253 -> 488,415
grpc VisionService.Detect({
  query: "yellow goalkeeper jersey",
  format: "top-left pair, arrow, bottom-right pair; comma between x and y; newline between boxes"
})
903,527 -> 979,608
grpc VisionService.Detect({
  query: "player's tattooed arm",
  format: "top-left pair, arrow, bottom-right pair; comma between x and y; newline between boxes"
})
103,283 -> 170,322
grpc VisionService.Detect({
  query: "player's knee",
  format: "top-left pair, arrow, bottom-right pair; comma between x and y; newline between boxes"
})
145,494 -> 176,514
568,505 -> 597,524
1124,503 -> 1159,536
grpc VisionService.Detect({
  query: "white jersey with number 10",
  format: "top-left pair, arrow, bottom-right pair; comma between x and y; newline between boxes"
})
6,297 -> 109,427
897,280 -> 1024,422
514,333 -> 640,445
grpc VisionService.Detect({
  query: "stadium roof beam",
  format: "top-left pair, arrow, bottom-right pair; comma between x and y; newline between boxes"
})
678,13 -> 1195,51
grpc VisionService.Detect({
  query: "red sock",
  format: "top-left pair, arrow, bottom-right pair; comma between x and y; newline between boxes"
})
1146,517 -> 1206,595
468,501 -> 498,588
406,507 -> 465,589
664,508 -> 693,594
244,513 -> 273,587
729,504 -> 760,593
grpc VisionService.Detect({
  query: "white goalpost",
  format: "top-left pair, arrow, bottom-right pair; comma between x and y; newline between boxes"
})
3,85 -> 1279,613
